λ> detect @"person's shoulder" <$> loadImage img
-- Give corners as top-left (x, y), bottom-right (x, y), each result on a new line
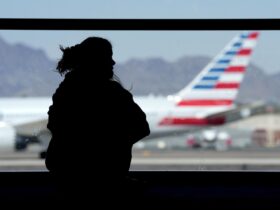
top-left (108, 81), bottom-right (132, 97)
top-left (52, 72), bottom-right (76, 97)
top-left (109, 80), bottom-right (122, 88)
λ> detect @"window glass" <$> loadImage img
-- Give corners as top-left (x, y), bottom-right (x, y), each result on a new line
top-left (0, 30), bottom-right (279, 171)
top-left (0, 0), bottom-right (279, 171)
top-left (0, 0), bottom-right (279, 19)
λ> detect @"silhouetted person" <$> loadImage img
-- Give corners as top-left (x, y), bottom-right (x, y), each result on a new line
top-left (45, 37), bottom-right (150, 206)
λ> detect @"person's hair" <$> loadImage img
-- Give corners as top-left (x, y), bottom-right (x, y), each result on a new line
top-left (56, 37), bottom-right (113, 76)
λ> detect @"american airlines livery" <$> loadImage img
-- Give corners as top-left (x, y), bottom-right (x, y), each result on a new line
top-left (136, 31), bottom-right (260, 139)
top-left (0, 31), bottom-right (261, 155)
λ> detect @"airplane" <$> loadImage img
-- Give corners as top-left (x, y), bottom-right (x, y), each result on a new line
top-left (136, 31), bottom-right (260, 138)
top-left (0, 31), bottom-right (262, 157)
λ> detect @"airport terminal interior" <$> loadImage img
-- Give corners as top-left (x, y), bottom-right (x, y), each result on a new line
top-left (0, 2), bottom-right (280, 208)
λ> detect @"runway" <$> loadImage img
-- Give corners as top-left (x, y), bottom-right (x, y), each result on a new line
top-left (1, 148), bottom-right (280, 171)
top-left (130, 149), bottom-right (280, 171)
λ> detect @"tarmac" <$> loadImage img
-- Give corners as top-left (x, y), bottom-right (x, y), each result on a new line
top-left (1, 146), bottom-right (280, 171)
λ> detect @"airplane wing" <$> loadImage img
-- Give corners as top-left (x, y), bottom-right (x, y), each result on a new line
top-left (14, 118), bottom-right (48, 137)
top-left (13, 101), bottom-right (267, 139)
top-left (143, 101), bottom-right (268, 140)
top-left (205, 101), bottom-right (268, 125)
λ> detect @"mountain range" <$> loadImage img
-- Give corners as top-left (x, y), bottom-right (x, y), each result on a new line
top-left (0, 36), bottom-right (279, 103)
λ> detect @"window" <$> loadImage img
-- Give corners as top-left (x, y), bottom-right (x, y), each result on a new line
top-left (0, 1), bottom-right (279, 171)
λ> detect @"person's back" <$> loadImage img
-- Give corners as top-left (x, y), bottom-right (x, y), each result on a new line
top-left (45, 37), bottom-right (150, 205)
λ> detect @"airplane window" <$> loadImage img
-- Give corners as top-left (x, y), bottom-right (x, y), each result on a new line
top-left (0, 30), bottom-right (279, 172)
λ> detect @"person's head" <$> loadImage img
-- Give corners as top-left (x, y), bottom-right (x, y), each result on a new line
top-left (56, 37), bottom-right (115, 79)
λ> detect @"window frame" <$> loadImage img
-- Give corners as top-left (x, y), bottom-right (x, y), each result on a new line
top-left (0, 18), bottom-right (279, 30)
top-left (1, 18), bottom-right (279, 172)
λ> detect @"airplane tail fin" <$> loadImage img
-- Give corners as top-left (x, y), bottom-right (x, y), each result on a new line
top-left (172, 31), bottom-right (259, 109)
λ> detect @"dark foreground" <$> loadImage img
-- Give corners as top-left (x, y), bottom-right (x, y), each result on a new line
top-left (0, 148), bottom-right (280, 209)
top-left (0, 170), bottom-right (280, 209)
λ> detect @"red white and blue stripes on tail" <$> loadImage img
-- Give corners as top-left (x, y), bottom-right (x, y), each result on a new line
top-left (160, 31), bottom-right (259, 126)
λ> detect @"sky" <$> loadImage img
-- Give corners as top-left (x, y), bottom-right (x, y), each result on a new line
top-left (0, 0), bottom-right (279, 74)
